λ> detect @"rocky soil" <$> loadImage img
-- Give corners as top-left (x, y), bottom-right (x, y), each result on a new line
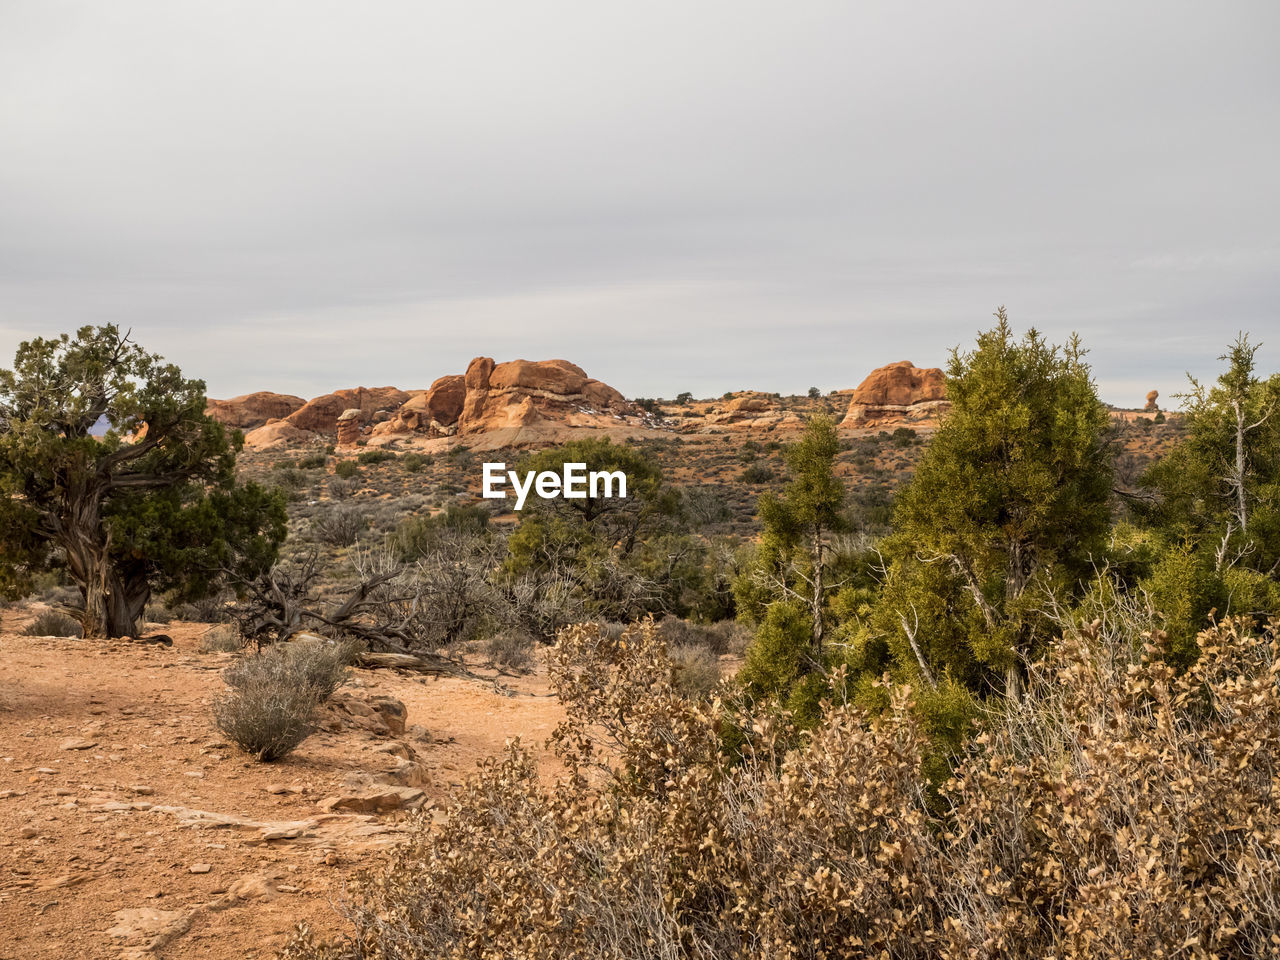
top-left (0, 613), bottom-right (563, 959)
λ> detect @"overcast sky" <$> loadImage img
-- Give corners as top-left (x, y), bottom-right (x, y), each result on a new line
top-left (1, 2), bottom-right (1277, 406)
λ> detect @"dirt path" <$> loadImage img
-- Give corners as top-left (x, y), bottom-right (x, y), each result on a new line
top-left (0, 613), bottom-right (563, 959)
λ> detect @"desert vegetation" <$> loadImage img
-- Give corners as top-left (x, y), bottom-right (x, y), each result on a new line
top-left (2, 315), bottom-right (1277, 958)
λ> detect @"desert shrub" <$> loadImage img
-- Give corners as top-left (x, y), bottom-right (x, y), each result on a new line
top-left (400, 452), bottom-right (432, 473)
top-left (357, 449), bottom-right (396, 465)
top-left (310, 504), bottom-right (367, 547)
top-left (739, 462), bottom-right (773, 483)
top-left (273, 466), bottom-right (307, 489)
top-left (1142, 541), bottom-right (1229, 667)
top-left (21, 610), bottom-right (83, 637)
top-left (327, 477), bottom-right (357, 500)
top-left (890, 426), bottom-right (917, 447)
top-left (333, 460), bottom-right (359, 479)
top-left (656, 615), bottom-right (739, 655)
top-left (200, 623), bottom-right (242, 653)
top-left (668, 642), bottom-right (721, 698)
top-left (485, 630), bottom-right (535, 673)
top-left (392, 504), bottom-right (490, 560)
top-left (287, 616), bottom-right (1280, 960)
top-left (172, 590), bottom-right (233, 623)
top-left (297, 452), bottom-right (327, 469)
top-left (144, 603), bottom-right (173, 624)
top-left (213, 639), bottom-right (354, 761)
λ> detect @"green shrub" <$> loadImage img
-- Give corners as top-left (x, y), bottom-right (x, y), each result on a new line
top-left (739, 463), bottom-right (774, 483)
top-left (357, 449), bottom-right (396, 465)
top-left (401, 452), bottom-right (432, 473)
top-left (333, 460), bottom-right (359, 479)
top-left (297, 452), bottom-right (327, 469)
top-left (1142, 542), bottom-right (1228, 667)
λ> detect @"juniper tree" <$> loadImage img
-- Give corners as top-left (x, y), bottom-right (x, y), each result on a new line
top-left (736, 416), bottom-right (847, 716)
top-left (0, 325), bottom-right (286, 637)
top-left (891, 310), bottom-right (1113, 698)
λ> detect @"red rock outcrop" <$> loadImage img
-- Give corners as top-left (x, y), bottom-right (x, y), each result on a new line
top-left (1144, 390), bottom-right (1159, 412)
top-left (373, 358), bottom-right (632, 441)
top-left (371, 375), bottom-right (465, 438)
top-left (457, 358), bottom-right (628, 434)
top-left (841, 361), bottom-right (948, 426)
top-left (707, 393), bottom-right (778, 426)
top-left (243, 419), bottom-right (319, 450)
top-left (285, 387), bottom-right (411, 436)
top-left (205, 392), bottom-right (306, 431)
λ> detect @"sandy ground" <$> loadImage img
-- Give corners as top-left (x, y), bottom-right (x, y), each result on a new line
top-left (0, 611), bottom-right (564, 959)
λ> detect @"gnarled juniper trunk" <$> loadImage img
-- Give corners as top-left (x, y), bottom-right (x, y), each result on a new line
top-left (54, 491), bottom-right (149, 638)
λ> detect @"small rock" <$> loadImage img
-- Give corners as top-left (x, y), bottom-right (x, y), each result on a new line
top-left (317, 786), bottom-right (423, 814)
top-left (53, 787), bottom-right (74, 796)
top-left (373, 740), bottom-right (416, 760)
top-left (19, 826), bottom-right (38, 839)
top-left (60, 737), bottom-right (97, 751)
top-left (189, 863), bottom-right (212, 874)
top-left (264, 783), bottom-right (289, 795)
top-left (378, 760), bottom-right (430, 789)
top-left (129, 785), bottom-right (154, 796)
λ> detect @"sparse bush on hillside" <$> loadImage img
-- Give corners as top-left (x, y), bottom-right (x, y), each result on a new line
top-left (356, 448), bottom-right (396, 465)
top-left (213, 638), bottom-right (354, 761)
top-left (310, 504), bottom-right (368, 547)
top-left (286, 616), bottom-right (1280, 960)
top-left (333, 459), bottom-right (360, 479)
top-left (21, 610), bottom-right (83, 637)
top-left (400, 452), bottom-right (432, 473)
top-left (327, 477), bottom-right (357, 499)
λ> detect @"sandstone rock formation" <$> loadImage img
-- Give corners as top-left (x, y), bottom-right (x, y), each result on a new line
top-left (1144, 389), bottom-right (1159, 412)
top-left (841, 361), bottom-right (948, 427)
top-left (242, 419), bottom-right (319, 450)
top-left (204, 392), bottom-right (306, 431)
top-left (707, 393), bottom-right (774, 425)
top-left (371, 374), bottom-right (466, 438)
top-left (457, 357), bottom-right (629, 434)
top-left (372, 358), bottom-right (632, 443)
top-left (286, 386), bottom-right (411, 435)
top-left (335, 409), bottom-right (363, 447)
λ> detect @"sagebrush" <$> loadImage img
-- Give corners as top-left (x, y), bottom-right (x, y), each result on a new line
top-left (284, 616), bottom-right (1280, 959)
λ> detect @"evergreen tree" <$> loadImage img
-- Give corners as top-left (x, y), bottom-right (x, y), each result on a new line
top-left (737, 416), bottom-right (847, 717)
top-left (891, 309), bottom-right (1113, 697)
top-left (0, 326), bottom-right (287, 637)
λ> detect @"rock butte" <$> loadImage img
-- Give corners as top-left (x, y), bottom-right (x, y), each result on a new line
top-left (215, 358), bottom-right (957, 451)
top-left (840, 361), bottom-right (949, 427)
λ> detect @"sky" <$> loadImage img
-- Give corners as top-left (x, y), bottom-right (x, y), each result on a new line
top-left (1, 1), bottom-right (1277, 407)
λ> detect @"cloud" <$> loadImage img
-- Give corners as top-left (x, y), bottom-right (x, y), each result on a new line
top-left (1, 0), bottom-right (1277, 405)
